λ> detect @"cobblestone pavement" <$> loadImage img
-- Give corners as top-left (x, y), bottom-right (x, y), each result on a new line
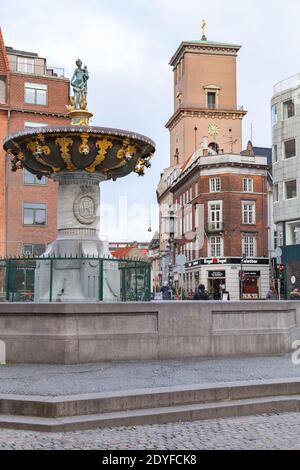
top-left (0, 413), bottom-right (299, 450)
top-left (0, 355), bottom-right (300, 396)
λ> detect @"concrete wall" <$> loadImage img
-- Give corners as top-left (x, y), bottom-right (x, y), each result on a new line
top-left (0, 301), bottom-right (299, 364)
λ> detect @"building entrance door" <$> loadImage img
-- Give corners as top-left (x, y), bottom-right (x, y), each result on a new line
top-left (208, 271), bottom-right (226, 300)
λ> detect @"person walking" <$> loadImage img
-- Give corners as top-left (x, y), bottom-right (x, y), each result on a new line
top-left (193, 284), bottom-right (209, 300)
top-left (266, 285), bottom-right (279, 300)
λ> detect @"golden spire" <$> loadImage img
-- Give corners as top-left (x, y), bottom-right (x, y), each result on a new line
top-left (201, 18), bottom-right (207, 41)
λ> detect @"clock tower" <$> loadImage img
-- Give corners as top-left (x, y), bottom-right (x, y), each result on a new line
top-left (166, 34), bottom-right (247, 165)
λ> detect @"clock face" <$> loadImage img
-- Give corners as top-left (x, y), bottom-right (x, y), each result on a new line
top-left (208, 123), bottom-right (220, 137)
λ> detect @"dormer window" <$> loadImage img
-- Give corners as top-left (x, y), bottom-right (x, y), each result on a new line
top-left (17, 56), bottom-right (34, 74)
top-left (203, 85), bottom-right (220, 109)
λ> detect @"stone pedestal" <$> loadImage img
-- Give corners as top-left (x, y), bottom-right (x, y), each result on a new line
top-left (34, 172), bottom-right (120, 302)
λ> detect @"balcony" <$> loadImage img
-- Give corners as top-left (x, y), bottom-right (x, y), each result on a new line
top-left (273, 73), bottom-right (300, 95)
top-left (176, 102), bottom-right (245, 112)
top-left (8, 58), bottom-right (65, 78)
top-left (206, 222), bottom-right (224, 233)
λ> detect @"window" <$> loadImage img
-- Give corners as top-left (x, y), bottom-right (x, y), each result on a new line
top-left (243, 202), bottom-right (256, 224)
top-left (209, 236), bottom-right (223, 257)
top-left (243, 178), bottom-right (254, 193)
top-left (24, 169), bottom-right (46, 185)
top-left (274, 183), bottom-right (279, 202)
top-left (17, 57), bottom-right (34, 74)
top-left (242, 235), bottom-right (257, 257)
top-left (207, 92), bottom-right (216, 109)
top-left (190, 187), bottom-right (193, 201)
top-left (208, 201), bottom-right (222, 230)
top-left (210, 178), bottom-right (221, 192)
top-left (273, 144), bottom-right (278, 163)
top-left (23, 203), bottom-right (46, 226)
top-left (284, 179), bottom-right (297, 200)
top-left (24, 121), bottom-right (48, 129)
top-left (0, 77), bottom-right (6, 104)
top-left (25, 82), bottom-right (47, 105)
top-left (284, 139), bottom-right (296, 159)
top-left (283, 99), bottom-right (295, 119)
top-left (271, 104), bottom-right (278, 126)
top-left (23, 244), bottom-right (46, 256)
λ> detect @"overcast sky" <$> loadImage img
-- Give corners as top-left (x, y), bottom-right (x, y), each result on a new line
top-left (1, 0), bottom-right (299, 241)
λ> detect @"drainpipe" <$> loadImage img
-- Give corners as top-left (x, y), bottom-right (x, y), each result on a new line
top-left (262, 175), bottom-right (267, 257)
top-left (4, 108), bottom-right (11, 258)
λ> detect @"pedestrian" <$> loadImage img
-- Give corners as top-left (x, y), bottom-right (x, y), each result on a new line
top-left (266, 285), bottom-right (278, 300)
top-left (160, 282), bottom-right (172, 301)
top-left (193, 284), bottom-right (209, 300)
top-left (289, 288), bottom-right (300, 300)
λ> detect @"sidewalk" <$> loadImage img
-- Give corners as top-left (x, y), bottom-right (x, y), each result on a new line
top-left (0, 355), bottom-right (299, 397)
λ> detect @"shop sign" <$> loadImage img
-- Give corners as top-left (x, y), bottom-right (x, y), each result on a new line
top-left (208, 271), bottom-right (226, 278)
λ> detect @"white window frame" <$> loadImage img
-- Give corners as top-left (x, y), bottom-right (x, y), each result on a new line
top-left (243, 178), bottom-right (254, 193)
top-left (24, 82), bottom-right (48, 106)
top-left (208, 200), bottom-right (223, 230)
top-left (210, 178), bottom-right (221, 193)
top-left (209, 236), bottom-right (224, 258)
top-left (17, 57), bottom-right (34, 74)
top-left (242, 201), bottom-right (256, 225)
top-left (242, 235), bottom-right (257, 258)
top-left (24, 121), bottom-right (48, 129)
top-left (23, 202), bottom-right (47, 226)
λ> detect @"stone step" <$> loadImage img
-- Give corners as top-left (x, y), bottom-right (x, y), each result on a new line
top-left (0, 395), bottom-right (299, 432)
top-left (1, 378), bottom-right (300, 418)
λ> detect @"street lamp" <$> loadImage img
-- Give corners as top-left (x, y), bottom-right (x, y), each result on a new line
top-left (240, 253), bottom-right (246, 300)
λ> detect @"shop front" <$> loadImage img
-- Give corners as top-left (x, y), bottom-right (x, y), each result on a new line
top-left (207, 270), bottom-right (226, 300)
top-left (240, 270), bottom-right (261, 300)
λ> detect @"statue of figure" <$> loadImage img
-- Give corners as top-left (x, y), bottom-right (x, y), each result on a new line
top-left (71, 59), bottom-right (89, 110)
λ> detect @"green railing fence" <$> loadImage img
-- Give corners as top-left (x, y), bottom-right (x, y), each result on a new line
top-left (0, 256), bottom-right (151, 302)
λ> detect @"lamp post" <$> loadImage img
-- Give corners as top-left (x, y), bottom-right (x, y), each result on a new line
top-left (240, 253), bottom-right (246, 300)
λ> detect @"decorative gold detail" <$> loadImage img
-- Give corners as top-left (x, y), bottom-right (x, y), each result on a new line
top-left (79, 133), bottom-right (90, 156)
top-left (201, 18), bottom-right (207, 40)
top-left (27, 139), bottom-right (60, 173)
top-left (208, 123), bottom-right (220, 136)
top-left (66, 96), bottom-right (75, 113)
top-left (85, 138), bottom-right (113, 173)
top-left (117, 138), bottom-right (137, 160)
top-left (55, 137), bottom-right (76, 171)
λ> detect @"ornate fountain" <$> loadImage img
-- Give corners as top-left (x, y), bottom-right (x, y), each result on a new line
top-left (3, 60), bottom-right (155, 302)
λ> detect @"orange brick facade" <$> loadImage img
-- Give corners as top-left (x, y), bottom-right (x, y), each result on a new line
top-left (0, 29), bottom-right (70, 257)
top-left (173, 172), bottom-right (268, 260)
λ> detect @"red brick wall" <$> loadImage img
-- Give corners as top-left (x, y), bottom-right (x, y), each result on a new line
top-left (9, 74), bottom-right (69, 114)
top-left (0, 77), bottom-right (69, 256)
top-left (174, 172), bottom-right (268, 259)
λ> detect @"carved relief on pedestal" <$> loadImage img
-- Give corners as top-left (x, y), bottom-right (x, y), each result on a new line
top-left (73, 188), bottom-right (97, 225)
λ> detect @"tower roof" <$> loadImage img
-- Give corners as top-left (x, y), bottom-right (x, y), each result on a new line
top-left (0, 27), bottom-right (9, 74)
top-left (170, 40), bottom-right (241, 67)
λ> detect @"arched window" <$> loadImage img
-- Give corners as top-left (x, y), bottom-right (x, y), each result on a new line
top-left (208, 142), bottom-right (219, 154)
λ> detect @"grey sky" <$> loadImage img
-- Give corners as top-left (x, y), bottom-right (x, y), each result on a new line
top-left (1, 0), bottom-right (298, 241)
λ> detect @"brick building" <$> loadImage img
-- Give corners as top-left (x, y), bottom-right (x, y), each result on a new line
top-left (157, 31), bottom-right (270, 300)
top-left (0, 28), bottom-right (70, 257)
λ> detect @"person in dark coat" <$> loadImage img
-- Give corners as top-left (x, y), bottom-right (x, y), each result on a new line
top-left (193, 284), bottom-right (209, 300)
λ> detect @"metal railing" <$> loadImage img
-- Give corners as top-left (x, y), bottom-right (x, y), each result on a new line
top-left (273, 73), bottom-right (300, 95)
top-left (206, 222), bottom-right (224, 233)
top-left (8, 59), bottom-right (65, 78)
top-left (176, 103), bottom-right (244, 112)
top-left (0, 256), bottom-right (151, 303)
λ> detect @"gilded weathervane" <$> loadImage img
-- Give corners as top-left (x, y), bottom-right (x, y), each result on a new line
top-left (201, 18), bottom-right (207, 41)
